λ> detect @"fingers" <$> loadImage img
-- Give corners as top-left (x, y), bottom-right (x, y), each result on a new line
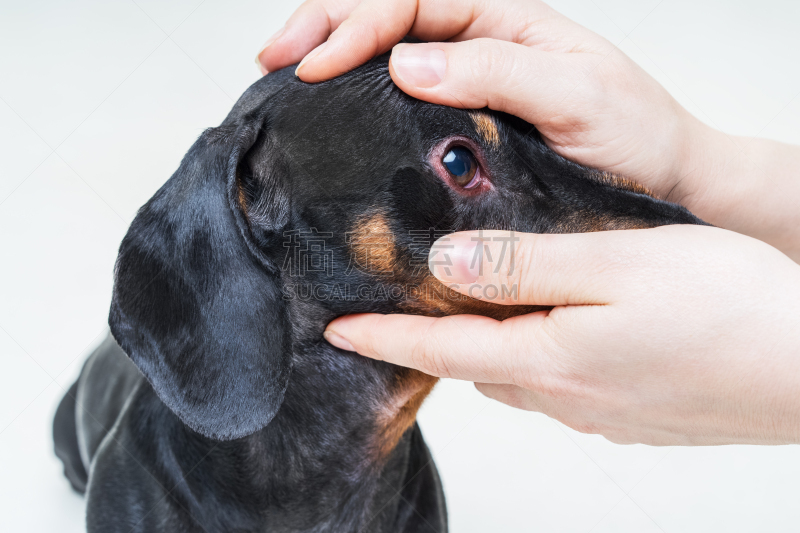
top-left (258, 0), bottom-right (418, 79)
top-left (427, 228), bottom-right (682, 307)
top-left (257, 0), bottom-right (597, 81)
top-left (324, 312), bottom-right (548, 383)
top-left (293, 0), bottom-right (419, 81)
top-left (388, 39), bottom-right (602, 126)
top-left (256, 0), bottom-right (361, 75)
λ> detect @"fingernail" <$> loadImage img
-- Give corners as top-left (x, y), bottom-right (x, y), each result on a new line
top-left (255, 55), bottom-right (269, 76)
top-left (295, 41), bottom-right (328, 76)
top-left (391, 44), bottom-right (447, 88)
top-left (429, 234), bottom-right (480, 283)
top-left (254, 26), bottom-right (285, 75)
top-left (257, 26), bottom-right (285, 55)
top-left (323, 329), bottom-right (355, 352)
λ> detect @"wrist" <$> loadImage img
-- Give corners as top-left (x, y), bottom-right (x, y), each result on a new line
top-left (667, 115), bottom-right (732, 217)
top-left (672, 124), bottom-right (800, 260)
top-left (665, 116), bottom-right (753, 235)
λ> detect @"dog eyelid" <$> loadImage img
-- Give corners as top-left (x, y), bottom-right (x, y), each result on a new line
top-left (429, 137), bottom-right (491, 195)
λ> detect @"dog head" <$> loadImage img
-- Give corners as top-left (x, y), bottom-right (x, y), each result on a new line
top-left (109, 55), bottom-right (703, 441)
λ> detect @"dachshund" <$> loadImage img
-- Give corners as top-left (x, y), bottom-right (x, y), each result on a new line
top-left (52, 54), bottom-right (704, 533)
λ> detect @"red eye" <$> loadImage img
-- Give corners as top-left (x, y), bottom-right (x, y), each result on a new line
top-left (430, 137), bottom-right (491, 194)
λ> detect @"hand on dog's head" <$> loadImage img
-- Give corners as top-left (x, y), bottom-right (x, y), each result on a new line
top-left (109, 55), bottom-right (703, 441)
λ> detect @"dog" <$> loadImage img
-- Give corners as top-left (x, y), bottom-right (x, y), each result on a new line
top-left (52, 54), bottom-right (704, 532)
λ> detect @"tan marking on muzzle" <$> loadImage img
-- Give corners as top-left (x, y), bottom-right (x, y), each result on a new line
top-left (560, 210), bottom-right (663, 233)
top-left (593, 171), bottom-right (654, 197)
top-left (401, 274), bottom-right (543, 319)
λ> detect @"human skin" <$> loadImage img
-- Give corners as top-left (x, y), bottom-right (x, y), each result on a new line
top-left (323, 227), bottom-right (800, 445)
top-left (257, 0), bottom-right (800, 445)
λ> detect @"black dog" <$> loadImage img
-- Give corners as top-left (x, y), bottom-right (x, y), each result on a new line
top-left (53, 54), bottom-right (703, 532)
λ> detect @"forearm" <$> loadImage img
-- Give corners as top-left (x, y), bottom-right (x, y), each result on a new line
top-left (678, 120), bottom-right (800, 262)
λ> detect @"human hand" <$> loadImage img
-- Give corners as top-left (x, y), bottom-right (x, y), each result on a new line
top-left (323, 226), bottom-right (800, 445)
top-left (256, 0), bottom-right (714, 204)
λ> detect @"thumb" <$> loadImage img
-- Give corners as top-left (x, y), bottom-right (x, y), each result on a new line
top-left (388, 39), bottom-right (596, 125)
top-left (428, 229), bottom-right (664, 306)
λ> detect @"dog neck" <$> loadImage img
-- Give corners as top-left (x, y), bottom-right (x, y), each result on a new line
top-left (168, 319), bottom-right (438, 530)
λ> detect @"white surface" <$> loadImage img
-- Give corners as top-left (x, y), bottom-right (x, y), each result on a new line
top-left (1, 1), bottom-right (799, 532)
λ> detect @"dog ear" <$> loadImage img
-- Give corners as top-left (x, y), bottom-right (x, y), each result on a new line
top-left (109, 112), bottom-right (291, 441)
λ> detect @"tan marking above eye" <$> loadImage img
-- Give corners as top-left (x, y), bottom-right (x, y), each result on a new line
top-left (470, 112), bottom-right (501, 147)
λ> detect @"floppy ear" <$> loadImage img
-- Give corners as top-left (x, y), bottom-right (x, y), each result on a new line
top-left (109, 112), bottom-right (291, 441)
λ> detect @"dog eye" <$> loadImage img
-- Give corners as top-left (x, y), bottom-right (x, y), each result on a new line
top-left (442, 146), bottom-right (479, 188)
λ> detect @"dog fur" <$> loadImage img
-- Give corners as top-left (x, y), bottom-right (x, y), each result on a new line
top-left (53, 54), bottom-right (704, 532)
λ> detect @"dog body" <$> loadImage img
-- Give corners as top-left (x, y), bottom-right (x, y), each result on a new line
top-left (54, 334), bottom-right (444, 533)
top-left (53, 56), bottom-right (703, 532)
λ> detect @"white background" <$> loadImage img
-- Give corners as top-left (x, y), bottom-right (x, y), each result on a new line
top-left (2, 0), bottom-right (800, 531)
